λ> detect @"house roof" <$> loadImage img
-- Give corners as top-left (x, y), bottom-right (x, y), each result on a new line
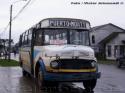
top-left (92, 23), bottom-right (125, 32)
top-left (98, 32), bottom-right (118, 45)
top-left (98, 32), bottom-right (125, 45)
top-left (91, 23), bottom-right (125, 45)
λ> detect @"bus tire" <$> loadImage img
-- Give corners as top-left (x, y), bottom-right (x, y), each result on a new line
top-left (47, 81), bottom-right (59, 90)
top-left (37, 68), bottom-right (45, 89)
top-left (83, 79), bottom-right (97, 92)
top-left (117, 61), bottom-right (122, 68)
top-left (22, 69), bottom-right (27, 76)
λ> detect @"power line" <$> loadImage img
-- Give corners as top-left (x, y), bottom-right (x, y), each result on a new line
top-left (0, 23), bottom-right (9, 37)
top-left (13, 0), bottom-right (32, 20)
top-left (0, 0), bottom-right (32, 38)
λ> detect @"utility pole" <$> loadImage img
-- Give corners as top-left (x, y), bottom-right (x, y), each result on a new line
top-left (8, 0), bottom-right (27, 61)
top-left (8, 5), bottom-right (12, 61)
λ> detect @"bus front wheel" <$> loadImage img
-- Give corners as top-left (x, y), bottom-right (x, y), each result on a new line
top-left (83, 79), bottom-right (97, 92)
top-left (117, 60), bottom-right (122, 68)
top-left (37, 68), bottom-right (45, 89)
top-left (22, 69), bottom-right (27, 76)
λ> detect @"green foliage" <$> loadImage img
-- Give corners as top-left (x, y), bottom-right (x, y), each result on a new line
top-left (0, 59), bottom-right (19, 67)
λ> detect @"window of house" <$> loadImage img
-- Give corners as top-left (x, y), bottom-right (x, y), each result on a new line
top-left (107, 45), bottom-right (112, 57)
top-left (92, 35), bottom-right (95, 44)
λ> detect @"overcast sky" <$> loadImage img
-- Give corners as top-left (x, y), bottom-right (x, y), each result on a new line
top-left (0, 0), bottom-right (125, 43)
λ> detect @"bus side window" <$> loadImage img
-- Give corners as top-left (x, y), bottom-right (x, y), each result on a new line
top-left (23, 35), bottom-right (27, 46)
top-left (22, 34), bottom-right (25, 46)
top-left (45, 35), bottom-right (50, 44)
top-left (25, 35), bottom-right (28, 45)
top-left (19, 35), bottom-right (22, 47)
top-left (34, 30), bottom-right (43, 46)
top-left (27, 34), bottom-right (32, 46)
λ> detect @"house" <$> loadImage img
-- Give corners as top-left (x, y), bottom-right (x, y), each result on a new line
top-left (0, 39), bottom-right (13, 57)
top-left (90, 23), bottom-right (125, 60)
top-left (0, 39), bottom-right (8, 56)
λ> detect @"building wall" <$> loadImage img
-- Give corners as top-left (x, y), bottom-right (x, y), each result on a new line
top-left (106, 33), bottom-right (125, 60)
top-left (90, 24), bottom-right (123, 47)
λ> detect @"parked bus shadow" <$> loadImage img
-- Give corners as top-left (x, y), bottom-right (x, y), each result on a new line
top-left (32, 82), bottom-right (92, 93)
top-left (19, 76), bottom-right (93, 93)
top-left (32, 85), bottom-right (85, 93)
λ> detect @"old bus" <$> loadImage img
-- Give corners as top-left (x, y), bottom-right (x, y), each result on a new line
top-left (19, 18), bottom-right (101, 92)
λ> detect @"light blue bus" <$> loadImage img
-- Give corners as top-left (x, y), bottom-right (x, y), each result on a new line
top-left (19, 18), bottom-right (101, 92)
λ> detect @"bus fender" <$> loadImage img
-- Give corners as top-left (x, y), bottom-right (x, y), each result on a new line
top-left (35, 59), bottom-right (46, 78)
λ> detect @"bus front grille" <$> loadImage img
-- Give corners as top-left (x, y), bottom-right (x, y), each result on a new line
top-left (57, 59), bottom-right (94, 69)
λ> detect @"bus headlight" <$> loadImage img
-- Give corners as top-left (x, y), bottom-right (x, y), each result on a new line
top-left (50, 61), bottom-right (59, 68)
top-left (91, 61), bottom-right (97, 68)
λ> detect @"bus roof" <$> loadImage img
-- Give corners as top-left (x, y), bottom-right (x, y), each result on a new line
top-left (34, 18), bottom-right (91, 29)
top-left (22, 18), bottom-right (91, 35)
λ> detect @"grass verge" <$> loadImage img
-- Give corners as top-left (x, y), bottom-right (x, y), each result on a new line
top-left (0, 59), bottom-right (19, 67)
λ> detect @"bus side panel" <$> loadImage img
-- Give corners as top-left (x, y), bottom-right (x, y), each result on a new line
top-left (20, 47), bottom-right (31, 74)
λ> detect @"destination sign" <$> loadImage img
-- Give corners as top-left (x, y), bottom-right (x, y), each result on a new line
top-left (41, 19), bottom-right (90, 29)
top-left (49, 20), bottom-right (90, 29)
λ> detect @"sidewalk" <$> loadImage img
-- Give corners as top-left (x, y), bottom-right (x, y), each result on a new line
top-left (0, 53), bottom-right (19, 61)
top-left (11, 53), bottom-right (19, 61)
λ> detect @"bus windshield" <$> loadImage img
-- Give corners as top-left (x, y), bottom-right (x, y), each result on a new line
top-left (35, 29), bottom-right (89, 46)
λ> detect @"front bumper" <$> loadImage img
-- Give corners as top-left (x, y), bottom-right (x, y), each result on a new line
top-left (43, 72), bottom-right (101, 82)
